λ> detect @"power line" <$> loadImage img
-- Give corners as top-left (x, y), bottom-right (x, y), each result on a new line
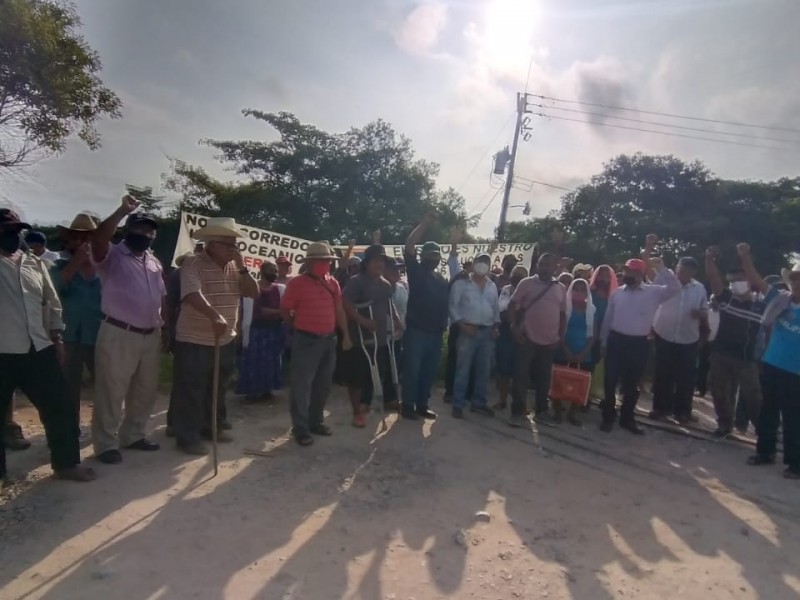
top-left (457, 111), bottom-right (516, 201)
top-left (513, 175), bottom-right (574, 192)
top-left (533, 112), bottom-right (800, 152)
top-left (529, 103), bottom-right (800, 146)
top-left (530, 93), bottom-right (800, 134)
top-left (475, 186), bottom-right (503, 218)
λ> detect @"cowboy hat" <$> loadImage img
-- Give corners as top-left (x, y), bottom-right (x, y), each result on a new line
top-left (56, 213), bottom-right (99, 234)
top-left (302, 241), bottom-right (337, 262)
top-left (193, 217), bottom-right (245, 240)
top-left (781, 264), bottom-right (800, 285)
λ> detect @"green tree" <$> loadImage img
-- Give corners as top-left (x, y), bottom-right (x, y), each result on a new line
top-left (165, 111), bottom-right (470, 243)
top-left (124, 184), bottom-right (166, 215)
top-left (0, 0), bottom-right (121, 168)
top-left (544, 153), bottom-right (799, 273)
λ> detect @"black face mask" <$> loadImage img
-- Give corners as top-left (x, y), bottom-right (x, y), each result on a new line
top-left (263, 272), bottom-right (277, 283)
top-left (125, 232), bottom-right (153, 253)
top-left (622, 275), bottom-right (638, 287)
top-left (0, 230), bottom-right (22, 254)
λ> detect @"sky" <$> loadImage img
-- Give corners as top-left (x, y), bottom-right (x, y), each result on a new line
top-left (3, 0), bottom-right (799, 238)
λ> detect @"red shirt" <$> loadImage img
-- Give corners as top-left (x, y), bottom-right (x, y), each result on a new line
top-left (281, 274), bottom-right (341, 335)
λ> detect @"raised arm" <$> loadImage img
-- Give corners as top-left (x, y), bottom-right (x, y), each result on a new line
top-left (641, 233), bottom-right (658, 282)
top-left (704, 246), bottom-right (725, 297)
top-left (447, 228), bottom-right (463, 278)
top-left (650, 256), bottom-right (682, 302)
top-left (736, 242), bottom-right (769, 294)
top-left (405, 213), bottom-right (435, 257)
top-left (92, 195), bottom-right (139, 263)
top-left (340, 239), bottom-right (356, 269)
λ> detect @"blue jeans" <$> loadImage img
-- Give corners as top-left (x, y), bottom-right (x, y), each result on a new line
top-left (402, 327), bottom-right (443, 411)
top-left (454, 327), bottom-right (494, 409)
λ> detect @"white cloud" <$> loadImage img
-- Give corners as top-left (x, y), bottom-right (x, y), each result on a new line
top-left (394, 2), bottom-right (447, 56)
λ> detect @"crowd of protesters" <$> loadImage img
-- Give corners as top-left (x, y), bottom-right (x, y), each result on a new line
top-left (1, 201), bottom-right (799, 485)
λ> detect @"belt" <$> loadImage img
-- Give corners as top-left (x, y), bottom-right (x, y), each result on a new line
top-left (295, 329), bottom-right (336, 339)
top-left (103, 316), bottom-right (157, 335)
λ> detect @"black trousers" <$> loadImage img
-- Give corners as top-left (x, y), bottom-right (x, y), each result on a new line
top-left (602, 331), bottom-right (649, 423)
top-left (171, 341), bottom-right (236, 445)
top-left (512, 341), bottom-right (557, 416)
top-left (757, 363), bottom-right (800, 469)
top-left (0, 346), bottom-right (81, 477)
top-left (445, 324), bottom-right (475, 398)
top-left (652, 335), bottom-right (699, 419)
top-left (63, 342), bottom-right (95, 429)
top-left (695, 341), bottom-right (711, 396)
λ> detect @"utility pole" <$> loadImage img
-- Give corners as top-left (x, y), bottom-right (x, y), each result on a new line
top-left (497, 93), bottom-right (526, 242)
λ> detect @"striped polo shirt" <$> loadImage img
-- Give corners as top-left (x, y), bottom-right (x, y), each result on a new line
top-left (281, 274), bottom-right (341, 336)
top-left (176, 253), bottom-right (241, 346)
top-left (712, 289), bottom-right (765, 361)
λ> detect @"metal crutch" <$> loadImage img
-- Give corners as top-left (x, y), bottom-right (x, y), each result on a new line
top-left (386, 298), bottom-right (399, 388)
top-left (355, 301), bottom-right (384, 422)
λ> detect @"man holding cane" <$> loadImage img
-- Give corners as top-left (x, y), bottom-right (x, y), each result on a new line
top-left (172, 218), bottom-right (259, 456)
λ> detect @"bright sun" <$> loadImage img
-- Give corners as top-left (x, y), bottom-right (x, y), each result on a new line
top-left (480, 0), bottom-right (541, 69)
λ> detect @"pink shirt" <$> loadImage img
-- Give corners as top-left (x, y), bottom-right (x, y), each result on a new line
top-left (510, 276), bottom-right (566, 345)
top-left (94, 242), bottom-right (166, 328)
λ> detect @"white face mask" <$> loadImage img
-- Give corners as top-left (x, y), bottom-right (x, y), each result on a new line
top-left (473, 263), bottom-right (490, 276)
top-left (730, 281), bottom-right (750, 296)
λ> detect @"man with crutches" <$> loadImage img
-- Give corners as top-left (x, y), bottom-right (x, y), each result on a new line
top-left (171, 218), bottom-right (259, 458)
top-left (341, 245), bottom-right (400, 428)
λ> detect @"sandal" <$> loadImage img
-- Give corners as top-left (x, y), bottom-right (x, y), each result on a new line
top-left (294, 433), bottom-right (314, 447)
top-left (783, 467), bottom-right (800, 480)
top-left (747, 454), bottom-right (776, 466)
top-left (54, 466), bottom-right (97, 482)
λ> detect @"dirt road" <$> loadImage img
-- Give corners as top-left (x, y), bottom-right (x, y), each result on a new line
top-left (1, 389), bottom-right (799, 600)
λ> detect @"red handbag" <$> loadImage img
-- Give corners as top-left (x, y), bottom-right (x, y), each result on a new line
top-left (549, 363), bottom-right (592, 406)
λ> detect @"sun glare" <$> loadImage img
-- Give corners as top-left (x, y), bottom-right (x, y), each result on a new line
top-left (479, 0), bottom-right (541, 69)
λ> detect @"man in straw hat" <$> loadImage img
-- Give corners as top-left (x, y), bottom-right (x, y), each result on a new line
top-left (0, 208), bottom-right (96, 482)
top-left (50, 213), bottom-right (103, 430)
top-left (739, 243), bottom-right (800, 480)
top-left (171, 217), bottom-right (258, 455)
top-left (280, 241), bottom-right (352, 447)
top-left (90, 195), bottom-right (166, 465)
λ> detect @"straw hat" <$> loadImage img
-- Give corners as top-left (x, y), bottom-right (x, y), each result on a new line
top-left (302, 241), bottom-right (337, 262)
top-left (57, 213), bottom-right (98, 234)
top-left (193, 217), bottom-right (245, 240)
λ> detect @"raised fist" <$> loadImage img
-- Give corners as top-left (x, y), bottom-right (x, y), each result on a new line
top-left (121, 195), bottom-right (141, 213)
top-left (736, 243), bottom-right (751, 257)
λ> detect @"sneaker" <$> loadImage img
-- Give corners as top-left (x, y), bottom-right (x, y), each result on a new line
top-left (352, 413), bottom-right (367, 428)
top-left (96, 449), bottom-right (123, 464)
top-left (712, 428), bottom-right (733, 439)
top-left (310, 424), bottom-right (333, 436)
top-left (599, 420), bottom-right (614, 433)
top-left (451, 407), bottom-right (464, 419)
top-left (470, 405), bottom-right (495, 418)
top-left (201, 430), bottom-right (234, 443)
top-left (533, 412), bottom-right (558, 428)
top-left (400, 407), bottom-right (419, 420)
top-left (416, 408), bottom-right (438, 420)
top-left (508, 414), bottom-right (530, 428)
top-left (178, 442), bottom-right (209, 456)
top-left (620, 420), bottom-right (645, 435)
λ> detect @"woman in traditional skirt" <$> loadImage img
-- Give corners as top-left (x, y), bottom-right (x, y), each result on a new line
top-left (236, 261), bottom-right (285, 402)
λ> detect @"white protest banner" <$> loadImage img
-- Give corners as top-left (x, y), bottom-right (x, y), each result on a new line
top-left (173, 211), bottom-right (537, 280)
top-left (347, 243), bottom-right (537, 280)
top-left (172, 211), bottom-right (313, 273)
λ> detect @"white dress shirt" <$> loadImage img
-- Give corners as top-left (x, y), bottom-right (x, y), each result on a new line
top-left (600, 268), bottom-right (681, 344)
top-left (653, 279), bottom-right (708, 344)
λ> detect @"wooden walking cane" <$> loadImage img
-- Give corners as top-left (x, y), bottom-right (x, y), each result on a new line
top-left (211, 335), bottom-right (221, 477)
